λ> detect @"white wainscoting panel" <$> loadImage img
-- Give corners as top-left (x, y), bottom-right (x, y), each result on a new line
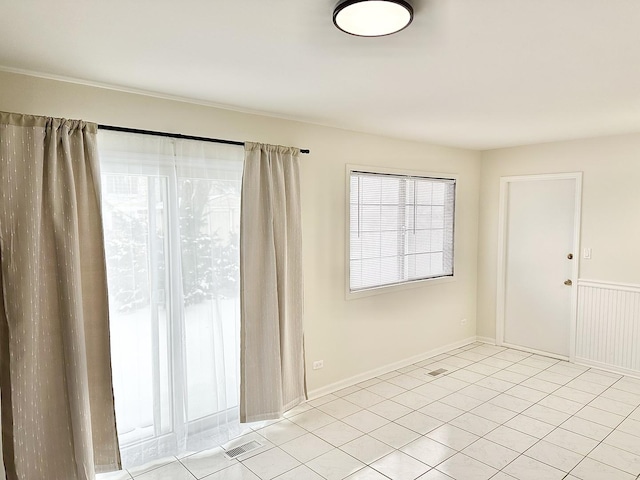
top-left (576, 280), bottom-right (640, 376)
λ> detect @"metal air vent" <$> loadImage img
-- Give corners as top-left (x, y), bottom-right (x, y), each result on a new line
top-left (224, 440), bottom-right (263, 459)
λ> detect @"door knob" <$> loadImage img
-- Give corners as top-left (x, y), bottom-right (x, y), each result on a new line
top-left (567, 253), bottom-right (573, 259)
top-left (564, 279), bottom-right (573, 286)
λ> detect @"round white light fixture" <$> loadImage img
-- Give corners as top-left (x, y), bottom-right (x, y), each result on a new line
top-left (333, 0), bottom-right (414, 37)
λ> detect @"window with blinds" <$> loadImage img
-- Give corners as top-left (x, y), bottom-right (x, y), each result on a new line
top-left (349, 170), bottom-right (456, 292)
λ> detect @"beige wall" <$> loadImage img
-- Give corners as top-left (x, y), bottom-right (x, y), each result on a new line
top-left (0, 71), bottom-right (481, 394)
top-left (477, 134), bottom-right (640, 339)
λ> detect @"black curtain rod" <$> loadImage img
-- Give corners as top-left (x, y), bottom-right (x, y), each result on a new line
top-left (97, 124), bottom-right (310, 154)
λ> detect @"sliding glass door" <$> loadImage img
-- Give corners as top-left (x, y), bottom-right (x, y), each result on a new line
top-left (99, 132), bottom-right (243, 467)
top-left (102, 171), bottom-right (173, 449)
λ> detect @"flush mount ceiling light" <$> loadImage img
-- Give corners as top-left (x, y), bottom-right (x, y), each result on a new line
top-left (333, 0), bottom-right (414, 37)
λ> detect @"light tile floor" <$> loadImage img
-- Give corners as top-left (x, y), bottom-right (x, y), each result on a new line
top-left (98, 342), bottom-right (640, 480)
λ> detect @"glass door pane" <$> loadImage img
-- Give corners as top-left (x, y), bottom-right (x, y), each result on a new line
top-left (179, 176), bottom-right (241, 422)
top-left (102, 173), bottom-right (172, 445)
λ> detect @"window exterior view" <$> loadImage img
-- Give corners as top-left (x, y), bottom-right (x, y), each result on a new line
top-left (99, 135), bottom-right (244, 465)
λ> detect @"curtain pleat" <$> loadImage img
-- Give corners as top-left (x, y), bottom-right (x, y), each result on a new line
top-left (0, 112), bottom-right (120, 479)
top-left (239, 142), bottom-right (306, 423)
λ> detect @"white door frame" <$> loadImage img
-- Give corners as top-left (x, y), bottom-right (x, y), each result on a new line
top-left (496, 173), bottom-right (583, 361)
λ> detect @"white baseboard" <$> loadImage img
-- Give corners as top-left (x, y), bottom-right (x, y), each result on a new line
top-left (307, 336), bottom-right (478, 400)
top-left (476, 336), bottom-right (496, 345)
top-left (574, 357), bottom-right (640, 380)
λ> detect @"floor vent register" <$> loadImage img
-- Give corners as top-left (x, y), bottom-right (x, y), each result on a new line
top-left (224, 440), bottom-right (263, 459)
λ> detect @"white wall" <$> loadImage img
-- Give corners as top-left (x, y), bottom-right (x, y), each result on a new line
top-left (478, 133), bottom-right (640, 340)
top-left (0, 70), bottom-right (481, 395)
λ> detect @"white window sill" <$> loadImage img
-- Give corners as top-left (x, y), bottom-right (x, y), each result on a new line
top-left (346, 275), bottom-right (456, 300)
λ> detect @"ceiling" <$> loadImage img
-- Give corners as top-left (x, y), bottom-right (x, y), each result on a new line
top-left (1, 0), bottom-right (640, 150)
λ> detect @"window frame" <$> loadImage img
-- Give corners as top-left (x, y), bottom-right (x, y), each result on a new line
top-left (345, 164), bottom-right (458, 300)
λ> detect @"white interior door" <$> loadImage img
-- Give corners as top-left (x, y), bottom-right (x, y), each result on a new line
top-left (499, 175), bottom-right (581, 358)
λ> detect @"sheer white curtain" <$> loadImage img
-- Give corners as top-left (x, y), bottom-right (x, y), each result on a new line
top-left (98, 130), bottom-right (243, 468)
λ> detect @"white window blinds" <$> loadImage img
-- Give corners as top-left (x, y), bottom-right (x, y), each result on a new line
top-left (349, 171), bottom-right (455, 292)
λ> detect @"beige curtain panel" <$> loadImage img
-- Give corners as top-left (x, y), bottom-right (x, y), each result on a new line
top-left (240, 142), bottom-right (306, 423)
top-left (0, 112), bottom-right (120, 479)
